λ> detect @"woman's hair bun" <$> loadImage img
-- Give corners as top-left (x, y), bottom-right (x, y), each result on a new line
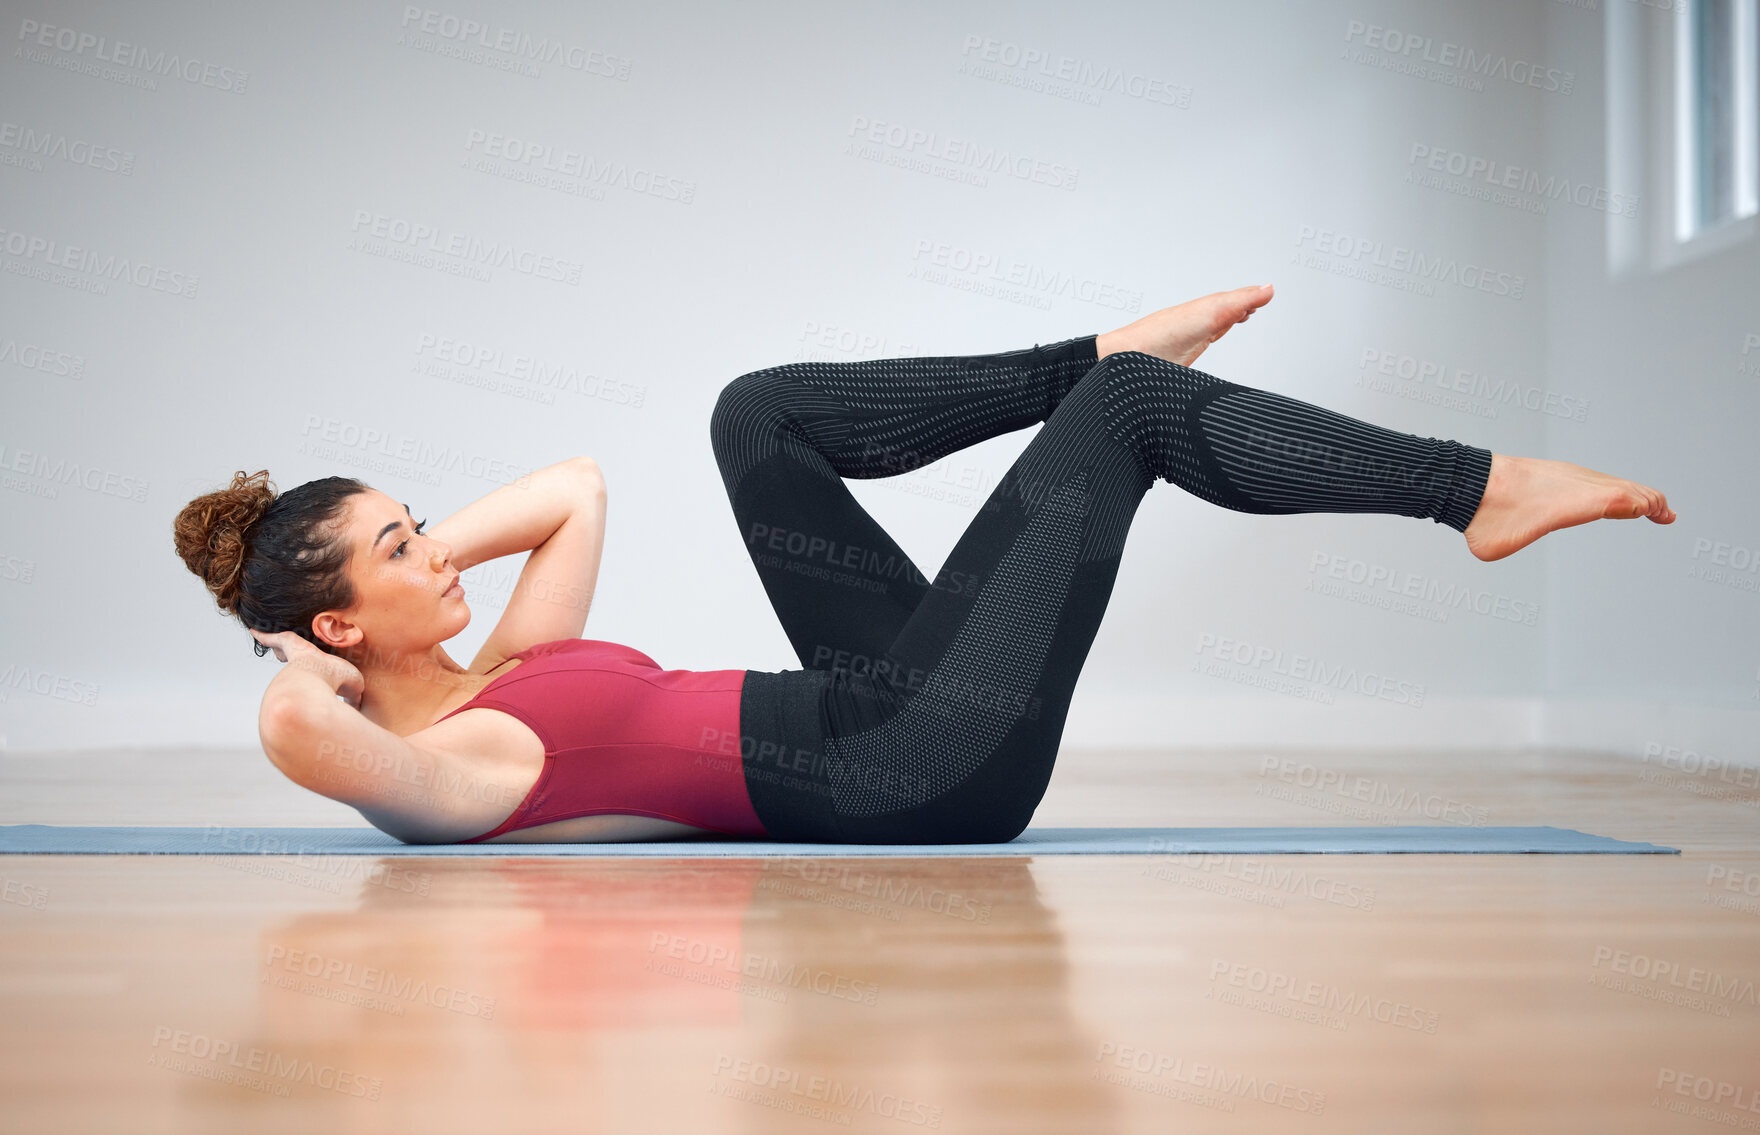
top-left (172, 469), bottom-right (277, 615)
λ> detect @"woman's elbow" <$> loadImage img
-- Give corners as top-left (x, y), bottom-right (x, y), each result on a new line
top-left (568, 456), bottom-right (607, 496)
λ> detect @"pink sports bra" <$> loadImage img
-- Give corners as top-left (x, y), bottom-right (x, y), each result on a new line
top-left (434, 638), bottom-right (766, 842)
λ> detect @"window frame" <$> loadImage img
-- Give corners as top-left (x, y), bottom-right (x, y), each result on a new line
top-left (1609, 0), bottom-right (1758, 275)
top-left (1675, 0), bottom-right (1759, 239)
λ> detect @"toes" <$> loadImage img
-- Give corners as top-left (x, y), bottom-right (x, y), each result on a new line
top-left (1639, 488), bottom-right (1671, 520)
top-left (1621, 483), bottom-right (1670, 520)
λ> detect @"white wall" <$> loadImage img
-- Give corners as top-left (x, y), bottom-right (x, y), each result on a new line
top-left (1, 0), bottom-right (1747, 758)
top-left (1538, 0), bottom-right (1760, 759)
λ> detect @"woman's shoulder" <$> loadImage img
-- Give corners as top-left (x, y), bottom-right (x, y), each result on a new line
top-left (463, 637), bottom-right (574, 679)
top-left (501, 637), bottom-right (595, 660)
top-left (514, 638), bottom-right (656, 665)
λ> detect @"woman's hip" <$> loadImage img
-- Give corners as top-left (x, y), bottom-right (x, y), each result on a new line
top-left (737, 665), bottom-right (1063, 845)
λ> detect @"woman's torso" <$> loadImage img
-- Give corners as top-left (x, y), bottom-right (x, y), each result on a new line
top-left (362, 639), bottom-right (757, 844)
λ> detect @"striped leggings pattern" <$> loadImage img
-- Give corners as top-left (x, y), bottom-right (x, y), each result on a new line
top-left (712, 334), bottom-right (1492, 843)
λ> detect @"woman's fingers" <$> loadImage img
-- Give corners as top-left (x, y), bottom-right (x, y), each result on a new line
top-left (249, 628), bottom-right (291, 662)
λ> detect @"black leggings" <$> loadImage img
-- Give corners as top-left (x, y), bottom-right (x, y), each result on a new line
top-left (712, 334), bottom-right (1493, 844)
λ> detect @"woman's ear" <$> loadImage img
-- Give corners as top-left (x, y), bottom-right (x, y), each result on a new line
top-left (309, 611), bottom-right (362, 652)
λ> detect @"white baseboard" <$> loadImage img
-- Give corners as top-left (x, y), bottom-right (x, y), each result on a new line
top-left (0, 690), bottom-right (262, 755)
top-left (2, 691), bottom-right (1753, 762)
top-left (1062, 694), bottom-right (1759, 759)
top-left (1058, 693), bottom-right (1547, 750)
top-left (1537, 699), bottom-right (1760, 764)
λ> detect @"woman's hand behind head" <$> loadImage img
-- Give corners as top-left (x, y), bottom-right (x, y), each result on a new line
top-left (250, 629), bottom-right (366, 709)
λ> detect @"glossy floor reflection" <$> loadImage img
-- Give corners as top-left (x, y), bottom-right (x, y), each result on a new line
top-left (2, 745), bottom-right (1756, 1133)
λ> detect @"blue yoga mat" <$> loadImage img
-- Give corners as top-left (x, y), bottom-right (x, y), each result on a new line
top-left (0, 824), bottom-right (1678, 856)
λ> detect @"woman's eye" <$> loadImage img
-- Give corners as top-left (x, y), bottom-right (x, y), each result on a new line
top-left (392, 520), bottom-right (428, 558)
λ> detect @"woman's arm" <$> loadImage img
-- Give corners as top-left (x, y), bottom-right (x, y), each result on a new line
top-left (256, 629), bottom-right (366, 712)
top-left (426, 457), bottom-right (602, 573)
top-left (430, 457), bottom-right (609, 663)
top-left (253, 631), bottom-right (484, 843)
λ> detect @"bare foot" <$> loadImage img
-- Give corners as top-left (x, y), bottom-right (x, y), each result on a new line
top-left (1463, 454), bottom-right (1677, 562)
top-left (1096, 283), bottom-right (1275, 367)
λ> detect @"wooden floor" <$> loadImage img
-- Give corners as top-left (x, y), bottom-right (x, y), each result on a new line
top-left (2, 744), bottom-right (1756, 1134)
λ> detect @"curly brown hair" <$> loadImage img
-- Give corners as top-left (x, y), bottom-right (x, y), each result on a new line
top-left (172, 469), bottom-right (370, 657)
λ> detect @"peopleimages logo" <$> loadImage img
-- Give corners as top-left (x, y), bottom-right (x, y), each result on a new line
top-left (16, 18), bottom-right (250, 92)
top-left (1193, 632), bottom-right (1426, 708)
top-left (1344, 20), bottom-right (1575, 94)
top-left (1641, 740), bottom-right (1759, 784)
top-left (647, 931), bottom-right (879, 1005)
top-left (1093, 1042), bottom-right (1327, 1114)
top-left (347, 210), bottom-right (585, 285)
top-left (1589, 945), bottom-right (1754, 1017)
top-left (397, 6), bottom-right (632, 78)
top-left (847, 114), bottom-right (1080, 191)
top-left (1655, 1068), bottom-right (1760, 1114)
top-left (1256, 758), bottom-right (1490, 827)
top-left (1358, 346), bottom-right (1590, 424)
top-left (0, 225), bottom-right (199, 298)
top-left (1306, 548), bottom-right (1542, 627)
top-left (0, 442), bottom-right (149, 503)
top-left (957, 34), bottom-right (1193, 107)
top-left (1207, 958), bottom-right (1442, 1034)
top-left (0, 335), bottom-right (85, 380)
top-left (1294, 225), bottom-right (1526, 300)
top-left (0, 123), bottom-right (136, 175)
top-left (1408, 143), bottom-right (1638, 217)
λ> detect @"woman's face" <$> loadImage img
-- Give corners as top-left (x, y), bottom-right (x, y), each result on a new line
top-left (315, 488), bottom-right (469, 661)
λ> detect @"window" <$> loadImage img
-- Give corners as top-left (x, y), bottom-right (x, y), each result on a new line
top-left (1675, 0), bottom-right (1759, 239)
top-left (1607, 0), bottom-right (1758, 274)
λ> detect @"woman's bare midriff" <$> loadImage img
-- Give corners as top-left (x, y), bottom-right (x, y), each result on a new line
top-left (363, 657), bottom-right (718, 845)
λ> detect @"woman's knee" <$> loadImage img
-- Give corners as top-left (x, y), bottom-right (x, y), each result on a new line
top-left (875, 810), bottom-right (1029, 845)
top-left (844, 775), bottom-right (1035, 844)
top-left (1083, 348), bottom-right (1233, 401)
top-left (711, 369), bottom-right (814, 489)
top-left (710, 369), bottom-right (778, 450)
top-left (966, 807), bottom-right (1032, 845)
top-left (935, 780), bottom-right (1039, 845)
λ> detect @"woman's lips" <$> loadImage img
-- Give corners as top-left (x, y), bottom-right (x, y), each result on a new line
top-left (444, 580), bottom-right (464, 598)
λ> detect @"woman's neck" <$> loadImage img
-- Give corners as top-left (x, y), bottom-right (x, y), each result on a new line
top-left (351, 647), bottom-right (479, 733)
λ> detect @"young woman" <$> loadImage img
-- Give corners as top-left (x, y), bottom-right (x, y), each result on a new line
top-left (175, 284), bottom-right (1675, 845)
